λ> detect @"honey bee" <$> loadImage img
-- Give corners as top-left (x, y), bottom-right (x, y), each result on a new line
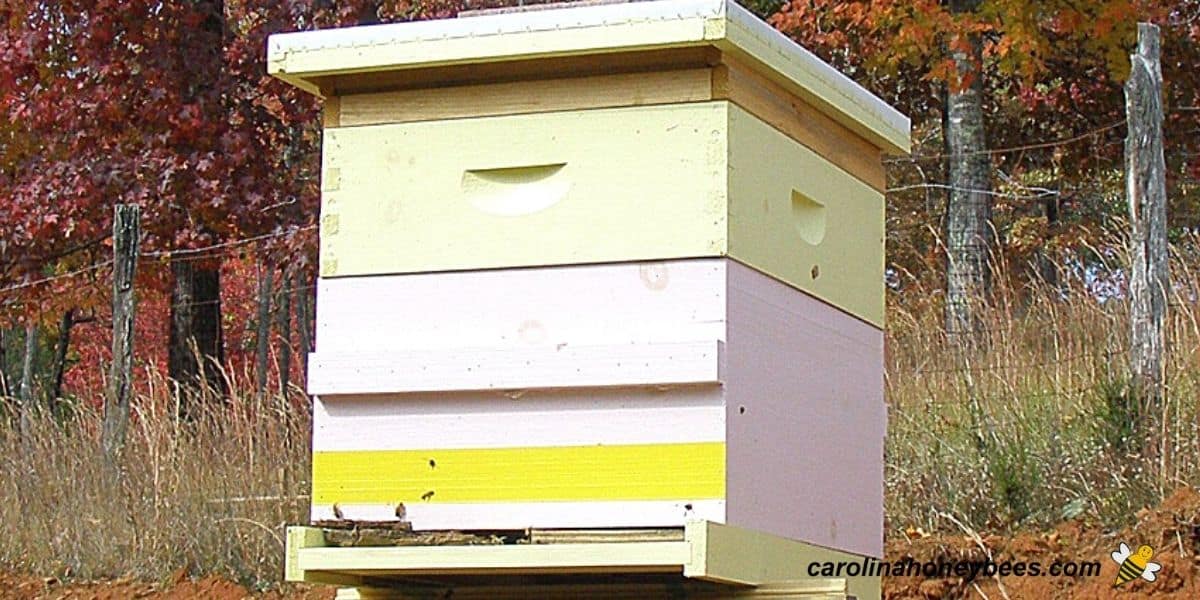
top-left (1111, 543), bottom-right (1161, 587)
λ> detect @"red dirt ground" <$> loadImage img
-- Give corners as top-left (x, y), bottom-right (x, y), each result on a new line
top-left (884, 487), bottom-right (1200, 600)
top-left (2, 488), bottom-right (1198, 599)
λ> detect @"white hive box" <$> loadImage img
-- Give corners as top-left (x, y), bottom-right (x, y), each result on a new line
top-left (269, 0), bottom-right (909, 560)
top-left (306, 259), bottom-right (885, 557)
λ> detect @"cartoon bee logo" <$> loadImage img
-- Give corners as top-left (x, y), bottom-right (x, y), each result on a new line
top-left (1111, 542), bottom-right (1161, 587)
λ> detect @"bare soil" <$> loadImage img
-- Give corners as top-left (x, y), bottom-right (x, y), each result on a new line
top-left (884, 487), bottom-right (1200, 599)
top-left (2, 488), bottom-right (1197, 599)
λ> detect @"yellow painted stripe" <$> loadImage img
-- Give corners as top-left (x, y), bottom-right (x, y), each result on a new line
top-left (312, 442), bottom-right (725, 504)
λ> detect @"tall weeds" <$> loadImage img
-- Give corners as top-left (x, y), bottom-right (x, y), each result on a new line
top-left (0, 371), bottom-right (310, 589)
top-left (886, 234), bottom-right (1200, 534)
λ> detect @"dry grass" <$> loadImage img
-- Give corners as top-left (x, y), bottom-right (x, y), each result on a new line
top-left (0, 373), bottom-right (310, 589)
top-left (1, 235), bottom-right (1199, 586)
top-left (886, 235), bottom-right (1200, 534)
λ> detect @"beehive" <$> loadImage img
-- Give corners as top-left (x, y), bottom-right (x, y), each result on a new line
top-left (269, 0), bottom-right (909, 560)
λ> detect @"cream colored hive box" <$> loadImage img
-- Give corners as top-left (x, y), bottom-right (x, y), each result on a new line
top-left (269, 0), bottom-right (909, 563)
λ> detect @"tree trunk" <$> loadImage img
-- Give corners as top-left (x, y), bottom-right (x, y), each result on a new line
top-left (104, 204), bottom-right (140, 462)
top-left (169, 260), bottom-right (225, 413)
top-left (1126, 23), bottom-right (1168, 464)
top-left (1036, 197), bottom-right (1061, 289)
top-left (255, 260), bottom-right (274, 398)
top-left (49, 308), bottom-right (76, 416)
top-left (18, 324), bottom-right (38, 437)
top-left (275, 264), bottom-right (292, 397)
top-left (943, 1), bottom-right (992, 336)
top-left (167, 0), bottom-right (226, 415)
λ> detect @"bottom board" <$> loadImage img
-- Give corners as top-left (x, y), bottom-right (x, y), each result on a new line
top-left (287, 520), bottom-right (882, 600)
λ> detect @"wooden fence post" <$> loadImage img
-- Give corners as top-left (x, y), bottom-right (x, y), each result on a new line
top-left (103, 204), bottom-right (141, 463)
top-left (1125, 23), bottom-right (1168, 459)
top-left (17, 323), bottom-right (38, 438)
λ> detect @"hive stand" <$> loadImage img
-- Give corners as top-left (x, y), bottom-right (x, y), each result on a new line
top-left (285, 520), bottom-right (879, 599)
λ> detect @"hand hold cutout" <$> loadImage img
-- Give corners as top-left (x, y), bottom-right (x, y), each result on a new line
top-left (791, 190), bottom-right (827, 245)
top-left (462, 163), bottom-right (569, 217)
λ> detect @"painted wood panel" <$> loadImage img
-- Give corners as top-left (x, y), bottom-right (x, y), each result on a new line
top-left (319, 102), bottom-right (728, 279)
top-left (269, 0), bottom-right (713, 91)
top-left (309, 386), bottom-right (727, 529)
top-left (306, 340), bottom-right (722, 395)
top-left (305, 260), bottom-right (884, 540)
top-left (310, 500), bottom-right (725, 531)
top-left (311, 387), bottom-right (726, 452)
top-left (288, 520), bottom-right (878, 600)
top-left (727, 104), bottom-right (885, 326)
top-left (723, 261), bottom-right (884, 558)
top-left (267, 0), bottom-right (910, 153)
top-left (331, 63), bottom-right (886, 195)
top-left (689, 520), bottom-right (880, 600)
top-left (713, 58), bottom-right (885, 192)
top-left (322, 47), bottom-right (715, 97)
top-left (320, 104), bottom-right (881, 324)
top-left (313, 260), bottom-right (727, 353)
top-left (337, 68), bottom-right (713, 127)
top-left (292, 526), bottom-right (695, 575)
top-left (312, 442), bottom-right (725, 505)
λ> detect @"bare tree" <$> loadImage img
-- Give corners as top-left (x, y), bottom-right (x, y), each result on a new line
top-left (943, 0), bottom-right (993, 336)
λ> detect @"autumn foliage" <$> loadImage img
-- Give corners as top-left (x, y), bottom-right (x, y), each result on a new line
top-left (772, 0), bottom-right (1200, 293)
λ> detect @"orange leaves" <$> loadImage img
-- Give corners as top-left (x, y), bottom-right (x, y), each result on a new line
top-left (1050, 6), bottom-right (1085, 35)
top-left (772, 0), bottom-right (1180, 103)
top-left (990, 35), bottom-right (1015, 60)
top-left (895, 18), bottom-right (942, 58)
top-left (1094, 0), bottom-right (1137, 38)
top-left (926, 57), bottom-right (960, 88)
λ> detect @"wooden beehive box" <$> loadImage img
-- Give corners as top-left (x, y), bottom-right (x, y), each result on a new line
top-left (269, 0), bottom-right (909, 560)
